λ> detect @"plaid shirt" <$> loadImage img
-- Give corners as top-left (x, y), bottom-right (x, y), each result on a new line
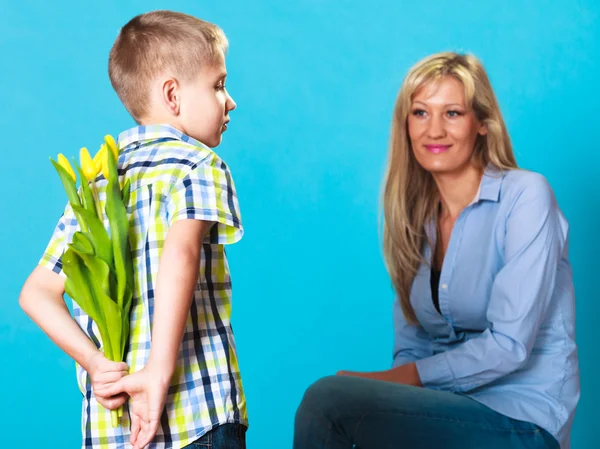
top-left (40, 125), bottom-right (247, 449)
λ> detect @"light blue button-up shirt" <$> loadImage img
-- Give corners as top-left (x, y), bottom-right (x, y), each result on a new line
top-left (392, 166), bottom-right (580, 448)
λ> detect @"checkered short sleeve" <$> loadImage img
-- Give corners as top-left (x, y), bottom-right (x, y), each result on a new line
top-left (167, 159), bottom-right (243, 245)
top-left (39, 204), bottom-right (77, 276)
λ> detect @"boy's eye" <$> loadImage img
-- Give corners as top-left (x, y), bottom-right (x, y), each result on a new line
top-left (216, 82), bottom-right (226, 91)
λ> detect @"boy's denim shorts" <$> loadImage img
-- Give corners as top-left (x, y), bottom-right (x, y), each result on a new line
top-left (184, 423), bottom-right (247, 449)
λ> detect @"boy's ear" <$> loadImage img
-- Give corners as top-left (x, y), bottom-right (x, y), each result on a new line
top-left (162, 78), bottom-right (181, 116)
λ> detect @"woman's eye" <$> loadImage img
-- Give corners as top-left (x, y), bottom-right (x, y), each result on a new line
top-left (411, 109), bottom-right (426, 117)
top-left (447, 110), bottom-right (463, 117)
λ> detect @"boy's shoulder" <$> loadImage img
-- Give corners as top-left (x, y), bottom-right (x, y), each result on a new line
top-left (119, 125), bottom-right (227, 187)
top-left (146, 138), bottom-right (220, 173)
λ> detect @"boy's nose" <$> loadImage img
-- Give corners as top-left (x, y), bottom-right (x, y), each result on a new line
top-left (227, 93), bottom-right (237, 112)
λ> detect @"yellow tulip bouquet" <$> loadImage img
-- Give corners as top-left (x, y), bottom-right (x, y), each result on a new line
top-left (51, 135), bottom-right (133, 427)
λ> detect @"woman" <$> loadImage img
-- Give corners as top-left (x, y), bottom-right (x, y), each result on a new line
top-left (293, 53), bottom-right (579, 449)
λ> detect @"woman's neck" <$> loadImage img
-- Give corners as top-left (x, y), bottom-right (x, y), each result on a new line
top-left (433, 164), bottom-right (483, 220)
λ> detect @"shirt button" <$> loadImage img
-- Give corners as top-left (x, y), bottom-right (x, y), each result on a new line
top-left (441, 283), bottom-right (448, 289)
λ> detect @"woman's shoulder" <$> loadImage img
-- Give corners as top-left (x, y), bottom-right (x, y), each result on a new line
top-left (501, 168), bottom-right (551, 190)
top-left (492, 168), bottom-right (569, 247)
top-left (497, 168), bottom-right (556, 205)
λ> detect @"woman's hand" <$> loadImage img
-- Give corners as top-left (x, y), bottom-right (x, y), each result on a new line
top-left (337, 362), bottom-right (422, 387)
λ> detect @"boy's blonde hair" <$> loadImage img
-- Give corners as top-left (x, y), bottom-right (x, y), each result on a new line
top-left (382, 52), bottom-right (517, 324)
top-left (109, 10), bottom-right (229, 123)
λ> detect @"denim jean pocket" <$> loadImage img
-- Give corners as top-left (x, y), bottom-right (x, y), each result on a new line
top-left (185, 424), bottom-right (247, 449)
top-left (185, 432), bottom-right (211, 448)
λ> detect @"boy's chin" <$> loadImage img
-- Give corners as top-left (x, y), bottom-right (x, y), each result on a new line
top-left (190, 134), bottom-right (221, 148)
top-left (206, 136), bottom-right (223, 148)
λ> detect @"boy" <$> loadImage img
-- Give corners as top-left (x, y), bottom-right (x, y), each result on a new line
top-left (19, 10), bottom-right (247, 449)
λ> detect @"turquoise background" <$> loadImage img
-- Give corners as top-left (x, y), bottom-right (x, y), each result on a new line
top-left (1, 1), bottom-right (598, 447)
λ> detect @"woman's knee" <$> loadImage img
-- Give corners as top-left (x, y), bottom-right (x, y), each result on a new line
top-left (294, 375), bottom-right (358, 442)
top-left (297, 376), bottom-right (354, 421)
top-left (297, 376), bottom-right (339, 416)
top-left (296, 375), bottom-right (367, 420)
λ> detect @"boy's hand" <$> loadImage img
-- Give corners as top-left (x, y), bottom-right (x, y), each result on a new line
top-left (98, 365), bottom-right (170, 449)
top-left (87, 351), bottom-right (129, 411)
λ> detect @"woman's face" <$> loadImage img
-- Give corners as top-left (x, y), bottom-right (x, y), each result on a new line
top-left (407, 76), bottom-right (487, 176)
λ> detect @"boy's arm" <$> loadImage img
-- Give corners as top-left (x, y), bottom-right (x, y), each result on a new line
top-left (99, 218), bottom-right (211, 449)
top-left (19, 266), bottom-right (129, 410)
top-left (146, 218), bottom-right (212, 379)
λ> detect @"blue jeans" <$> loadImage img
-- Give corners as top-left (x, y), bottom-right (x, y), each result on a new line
top-left (294, 376), bottom-right (559, 449)
top-left (184, 423), bottom-right (247, 449)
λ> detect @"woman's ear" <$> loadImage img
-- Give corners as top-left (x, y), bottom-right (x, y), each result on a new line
top-left (478, 121), bottom-right (488, 136)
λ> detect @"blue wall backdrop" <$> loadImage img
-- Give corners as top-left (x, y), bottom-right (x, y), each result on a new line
top-left (1, 1), bottom-right (598, 447)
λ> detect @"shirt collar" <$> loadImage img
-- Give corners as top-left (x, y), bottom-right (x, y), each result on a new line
top-left (117, 124), bottom-right (208, 152)
top-left (424, 164), bottom-right (505, 243)
top-left (476, 164), bottom-right (505, 203)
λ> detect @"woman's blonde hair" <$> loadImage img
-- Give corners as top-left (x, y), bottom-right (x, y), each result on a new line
top-left (382, 52), bottom-right (517, 324)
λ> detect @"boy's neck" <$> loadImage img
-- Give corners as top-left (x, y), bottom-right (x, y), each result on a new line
top-left (139, 114), bottom-right (182, 130)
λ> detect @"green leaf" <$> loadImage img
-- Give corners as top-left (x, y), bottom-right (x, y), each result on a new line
top-left (121, 178), bottom-right (131, 206)
top-left (67, 246), bottom-right (127, 361)
top-left (73, 160), bottom-right (98, 219)
top-left (71, 232), bottom-right (94, 256)
top-left (50, 158), bottom-right (81, 208)
top-left (120, 282), bottom-right (133, 355)
top-left (105, 147), bottom-right (131, 310)
top-left (62, 248), bottom-right (113, 359)
top-left (72, 205), bottom-right (113, 270)
top-left (101, 293), bottom-right (124, 362)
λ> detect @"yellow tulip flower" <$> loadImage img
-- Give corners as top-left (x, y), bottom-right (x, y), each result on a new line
top-left (80, 147), bottom-right (99, 181)
top-left (57, 153), bottom-right (76, 182)
top-left (104, 134), bottom-right (119, 161)
top-left (93, 145), bottom-right (105, 174)
top-left (101, 144), bottom-right (111, 180)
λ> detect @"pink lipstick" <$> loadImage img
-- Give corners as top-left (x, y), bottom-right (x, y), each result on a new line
top-left (425, 144), bottom-right (450, 154)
